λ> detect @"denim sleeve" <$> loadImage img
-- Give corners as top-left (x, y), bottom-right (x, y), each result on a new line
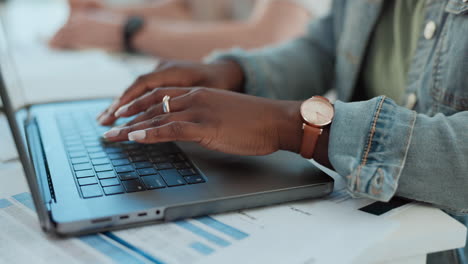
top-left (330, 96), bottom-right (468, 213)
top-left (205, 12), bottom-right (336, 100)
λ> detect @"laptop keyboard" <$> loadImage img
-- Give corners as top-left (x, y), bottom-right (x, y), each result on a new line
top-left (56, 110), bottom-right (205, 199)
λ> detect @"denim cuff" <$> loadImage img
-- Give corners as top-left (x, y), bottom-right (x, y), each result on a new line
top-left (329, 96), bottom-right (417, 201)
top-left (204, 48), bottom-right (267, 97)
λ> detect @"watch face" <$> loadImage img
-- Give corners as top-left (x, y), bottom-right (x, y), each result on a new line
top-left (301, 97), bottom-right (334, 126)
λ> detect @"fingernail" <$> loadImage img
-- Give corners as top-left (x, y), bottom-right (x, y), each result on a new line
top-left (103, 128), bottom-right (121, 138)
top-left (114, 104), bottom-right (129, 117)
top-left (108, 99), bottom-right (120, 113)
top-left (128, 130), bottom-right (146, 141)
top-left (96, 112), bottom-right (104, 121)
top-left (97, 99), bottom-right (120, 121)
top-left (99, 136), bottom-right (111, 143)
top-left (114, 123), bottom-right (127, 128)
top-left (97, 113), bottom-right (109, 125)
top-left (97, 114), bottom-right (105, 124)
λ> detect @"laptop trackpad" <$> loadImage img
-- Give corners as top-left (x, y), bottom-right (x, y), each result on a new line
top-left (177, 142), bottom-right (332, 189)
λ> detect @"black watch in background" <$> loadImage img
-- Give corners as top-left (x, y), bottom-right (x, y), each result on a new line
top-left (123, 16), bottom-right (145, 53)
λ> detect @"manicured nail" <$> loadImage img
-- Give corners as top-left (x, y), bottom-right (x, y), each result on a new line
top-left (103, 128), bottom-right (121, 138)
top-left (108, 99), bottom-right (120, 113)
top-left (114, 104), bottom-right (129, 117)
top-left (114, 123), bottom-right (127, 128)
top-left (98, 113), bottom-right (110, 125)
top-left (96, 111), bottom-right (105, 121)
top-left (128, 130), bottom-right (146, 141)
top-left (97, 114), bottom-right (105, 124)
top-left (97, 99), bottom-right (119, 120)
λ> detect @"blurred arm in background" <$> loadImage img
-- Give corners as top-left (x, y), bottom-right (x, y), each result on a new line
top-left (51, 0), bottom-right (320, 61)
top-left (68, 0), bottom-right (192, 20)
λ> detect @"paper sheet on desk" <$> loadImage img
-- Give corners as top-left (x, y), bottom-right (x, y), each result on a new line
top-left (109, 196), bottom-right (398, 264)
top-left (0, 193), bottom-right (148, 264)
top-left (0, 162), bottom-right (398, 264)
top-left (0, 165), bottom-right (163, 264)
top-left (0, 165), bottom-right (262, 264)
top-left (0, 164), bottom-right (114, 264)
top-left (199, 202), bottom-right (398, 264)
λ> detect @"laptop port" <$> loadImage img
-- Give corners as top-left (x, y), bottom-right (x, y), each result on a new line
top-left (91, 217), bottom-right (112, 224)
top-left (138, 212), bottom-right (147, 217)
top-left (119, 215), bottom-right (129, 220)
top-left (156, 210), bottom-right (160, 215)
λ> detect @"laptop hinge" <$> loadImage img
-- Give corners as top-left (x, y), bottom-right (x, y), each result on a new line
top-left (25, 117), bottom-right (56, 204)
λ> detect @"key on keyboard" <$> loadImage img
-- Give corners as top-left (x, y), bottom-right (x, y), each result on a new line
top-left (57, 110), bottom-right (205, 199)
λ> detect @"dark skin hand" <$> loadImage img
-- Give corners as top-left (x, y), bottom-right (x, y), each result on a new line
top-left (104, 87), bottom-right (303, 155)
top-left (99, 60), bottom-right (332, 167)
top-left (97, 59), bottom-right (244, 126)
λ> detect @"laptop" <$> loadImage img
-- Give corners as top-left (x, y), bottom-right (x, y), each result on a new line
top-left (0, 23), bottom-right (333, 236)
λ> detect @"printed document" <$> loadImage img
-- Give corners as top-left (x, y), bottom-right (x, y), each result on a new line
top-left (0, 163), bottom-right (398, 264)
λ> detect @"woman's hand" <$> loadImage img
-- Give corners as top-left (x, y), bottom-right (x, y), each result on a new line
top-left (96, 60), bottom-right (245, 126)
top-left (50, 9), bottom-right (125, 52)
top-left (103, 87), bottom-right (303, 156)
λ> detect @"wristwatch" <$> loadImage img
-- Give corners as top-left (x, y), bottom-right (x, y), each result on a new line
top-left (123, 16), bottom-right (145, 53)
top-left (299, 96), bottom-right (334, 159)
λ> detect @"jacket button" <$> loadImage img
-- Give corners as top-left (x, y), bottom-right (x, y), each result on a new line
top-left (424, 21), bottom-right (437, 40)
top-left (405, 93), bottom-right (417, 109)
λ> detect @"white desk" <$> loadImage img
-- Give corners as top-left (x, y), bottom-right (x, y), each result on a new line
top-left (0, 0), bottom-right (466, 263)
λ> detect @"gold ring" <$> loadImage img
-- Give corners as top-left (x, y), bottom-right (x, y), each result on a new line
top-left (162, 95), bottom-right (171, 113)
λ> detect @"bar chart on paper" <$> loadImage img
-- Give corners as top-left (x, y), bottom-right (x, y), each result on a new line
top-left (109, 211), bottom-right (255, 264)
top-left (0, 192), bottom-right (255, 264)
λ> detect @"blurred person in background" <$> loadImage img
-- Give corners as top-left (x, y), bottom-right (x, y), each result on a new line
top-left (51, 0), bottom-right (331, 60)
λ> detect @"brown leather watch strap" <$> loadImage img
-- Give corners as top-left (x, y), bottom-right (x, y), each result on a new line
top-left (300, 125), bottom-right (322, 159)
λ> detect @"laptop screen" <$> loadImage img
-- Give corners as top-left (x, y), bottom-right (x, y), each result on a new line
top-left (0, 21), bottom-right (27, 111)
top-left (0, 20), bottom-right (52, 231)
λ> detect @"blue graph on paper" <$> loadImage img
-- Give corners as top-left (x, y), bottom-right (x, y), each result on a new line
top-left (4, 192), bottom-right (250, 263)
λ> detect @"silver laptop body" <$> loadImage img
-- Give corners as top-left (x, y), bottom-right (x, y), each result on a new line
top-left (0, 24), bottom-right (333, 236)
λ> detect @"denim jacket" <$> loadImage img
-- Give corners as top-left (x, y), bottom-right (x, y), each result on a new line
top-left (208, 0), bottom-right (468, 262)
